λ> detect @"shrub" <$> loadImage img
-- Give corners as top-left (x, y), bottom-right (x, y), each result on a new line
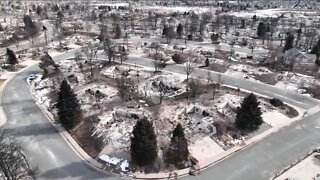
top-left (270, 98), bottom-right (284, 107)
top-left (172, 53), bottom-right (183, 64)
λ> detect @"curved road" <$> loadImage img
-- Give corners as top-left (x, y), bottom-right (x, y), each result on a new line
top-left (1, 49), bottom-right (320, 180)
top-left (182, 110), bottom-right (320, 180)
top-left (1, 65), bottom-right (114, 180)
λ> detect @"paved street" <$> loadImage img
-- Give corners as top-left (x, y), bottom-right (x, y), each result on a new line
top-left (1, 65), bottom-right (114, 180)
top-left (1, 21), bottom-right (55, 55)
top-left (104, 54), bottom-right (318, 109)
top-left (115, 37), bottom-right (269, 55)
top-left (182, 110), bottom-right (320, 180)
top-left (0, 45), bottom-right (319, 180)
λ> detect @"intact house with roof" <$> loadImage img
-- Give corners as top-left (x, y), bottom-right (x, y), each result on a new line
top-left (283, 48), bottom-right (317, 71)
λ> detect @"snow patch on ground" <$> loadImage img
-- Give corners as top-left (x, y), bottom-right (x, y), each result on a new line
top-left (275, 72), bottom-right (320, 96)
top-left (140, 6), bottom-right (213, 14)
top-left (28, 74), bottom-right (53, 108)
top-left (225, 64), bottom-right (272, 81)
top-left (99, 155), bottom-right (129, 172)
top-left (93, 107), bottom-right (151, 147)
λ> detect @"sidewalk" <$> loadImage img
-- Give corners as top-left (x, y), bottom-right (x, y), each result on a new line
top-left (89, 55), bottom-right (320, 179)
top-left (25, 47), bottom-right (119, 177)
top-left (35, 98), bottom-right (106, 173)
top-left (134, 105), bottom-right (316, 179)
top-left (1, 45), bottom-right (319, 179)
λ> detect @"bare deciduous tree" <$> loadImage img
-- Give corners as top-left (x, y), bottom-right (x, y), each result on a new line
top-left (74, 51), bottom-right (83, 72)
top-left (82, 44), bottom-right (97, 80)
top-left (103, 37), bottom-right (114, 62)
top-left (188, 79), bottom-right (200, 103)
top-left (116, 75), bottom-right (128, 100)
top-left (119, 46), bottom-right (128, 64)
top-left (184, 60), bottom-right (195, 82)
top-left (157, 79), bottom-right (169, 104)
top-left (212, 83), bottom-right (218, 100)
top-left (217, 73), bottom-right (222, 90)
top-left (0, 128), bottom-right (37, 180)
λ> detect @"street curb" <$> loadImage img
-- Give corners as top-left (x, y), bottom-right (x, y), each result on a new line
top-left (0, 49), bottom-right (131, 179)
top-left (31, 86), bottom-right (131, 179)
top-left (133, 107), bottom-right (320, 179)
top-left (270, 149), bottom-right (315, 180)
top-left (0, 63), bottom-right (40, 127)
top-left (89, 57), bottom-right (320, 179)
top-left (10, 54), bottom-right (318, 179)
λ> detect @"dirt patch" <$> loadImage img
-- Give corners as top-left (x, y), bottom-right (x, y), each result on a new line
top-left (214, 49), bottom-right (230, 60)
top-left (283, 105), bottom-right (299, 118)
top-left (72, 119), bottom-right (104, 158)
top-left (212, 119), bottom-right (243, 150)
top-left (205, 62), bottom-right (229, 73)
top-left (302, 86), bottom-right (320, 100)
top-left (15, 64), bottom-right (27, 72)
top-left (0, 79), bottom-right (6, 87)
top-left (253, 73), bottom-right (279, 85)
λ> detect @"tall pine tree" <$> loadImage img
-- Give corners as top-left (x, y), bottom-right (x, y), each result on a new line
top-left (283, 33), bottom-right (294, 52)
top-left (176, 23), bottom-right (183, 39)
top-left (6, 48), bottom-right (18, 65)
top-left (165, 123), bottom-right (189, 169)
top-left (115, 24), bottom-right (122, 39)
top-left (235, 93), bottom-right (263, 132)
top-left (257, 22), bottom-right (266, 38)
top-left (130, 118), bottom-right (157, 166)
top-left (57, 80), bottom-right (82, 130)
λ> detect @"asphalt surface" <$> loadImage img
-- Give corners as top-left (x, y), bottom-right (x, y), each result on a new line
top-left (182, 110), bottom-right (320, 180)
top-left (1, 65), bottom-right (114, 180)
top-left (0, 46), bottom-right (319, 180)
top-left (101, 54), bottom-right (319, 109)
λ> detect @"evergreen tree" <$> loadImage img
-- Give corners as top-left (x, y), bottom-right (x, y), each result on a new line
top-left (130, 118), bottom-right (158, 166)
top-left (6, 48), bottom-right (18, 65)
top-left (296, 28), bottom-right (302, 46)
top-left (257, 22), bottom-right (266, 38)
top-left (39, 52), bottom-right (57, 70)
top-left (252, 15), bottom-right (257, 21)
top-left (165, 123), bottom-right (189, 168)
top-left (315, 58), bottom-right (320, 66)
top-left (57, 80), bottom-right (82, 130)
top-left (162, 25), bottom-right (168, 37)
top-left (23, 15), bottom-right (36, 30)
top-left (23, 15), bottom-right (38, 37)
top-left (176, 23), bottom-right (183, 39)
top-left (91, 10), bottom-right (97, 22)
top-left (283, 33), bottom-right (294, 52)
top-left (311, 38), bottom-right (320, 58)
top-left (36, 6), bottom-right (42, 16)
top-left (240, 19), bottom-right (246, 29)
top-left (211, 33), bottom-right (219, 43)
top-left (115, 24), bottom-right (122, 39)
top-left (235, 93), bottom-right (263, 132)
